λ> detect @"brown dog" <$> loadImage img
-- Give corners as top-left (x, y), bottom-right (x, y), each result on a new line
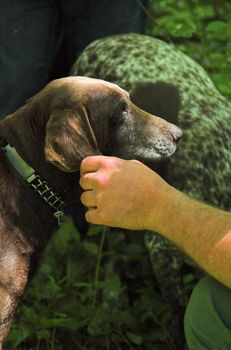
top-left (0, 76), bottom-right (182, 347)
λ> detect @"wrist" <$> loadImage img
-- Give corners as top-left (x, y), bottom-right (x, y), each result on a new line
top-left (144, 176), bottom-right (177, 232)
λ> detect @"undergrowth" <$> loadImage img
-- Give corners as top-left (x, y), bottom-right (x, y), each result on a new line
top-left (7, 220), bottom-right (185, 349)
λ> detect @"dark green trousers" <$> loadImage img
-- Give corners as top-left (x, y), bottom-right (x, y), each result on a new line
top-left (0, 0), bottom-right (148, 119)
top-left (184, 276), bottom-right (231, 350)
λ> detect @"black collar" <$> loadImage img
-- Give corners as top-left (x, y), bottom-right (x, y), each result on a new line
top-left (0, 137), bottom-right (65, 226)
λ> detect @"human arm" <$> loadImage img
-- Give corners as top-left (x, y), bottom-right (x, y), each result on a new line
top-left (80, 155), bottom-right (231, 288)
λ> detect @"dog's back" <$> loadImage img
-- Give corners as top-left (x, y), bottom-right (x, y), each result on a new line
top-left (72, 33), bottom-right (231, 210)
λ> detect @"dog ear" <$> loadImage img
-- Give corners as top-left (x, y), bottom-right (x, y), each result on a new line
top-left (45, 106), bottom-right (101, 172)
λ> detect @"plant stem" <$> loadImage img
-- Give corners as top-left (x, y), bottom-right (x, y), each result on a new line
top-left (51, 327), bottom-right (56, 350)
top-left (93, 226), bottom-right (107, 305)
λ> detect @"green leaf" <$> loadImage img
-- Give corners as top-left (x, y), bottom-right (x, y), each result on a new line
top-left (54, 218), bottom-right (80, 252)
top-left (83, 241), bottom-right (99, 255)
top-left (126, 331), bottom-right (143, 345)
top-left (40, 317), bottom-right (77, 330)
top-left (103, 275), bottom-right (121, 301)
top-left (205, 21), bottom-right (229, 40)
top-left (183, 273), bottom-right (196, 284)
top-left (7, 326), bottom-right (32, 347)
top-left (194, 5), bottom-right (214, 19)
top-left (206, 21), bottom-right (227, 33)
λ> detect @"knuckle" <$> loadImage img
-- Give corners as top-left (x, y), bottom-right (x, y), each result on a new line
top-left (106, 156), bottom-right (120, 167)
top-left (130, 159), bottom-right (141, 165)
top-left (97, 173), bottom-right (111, 188)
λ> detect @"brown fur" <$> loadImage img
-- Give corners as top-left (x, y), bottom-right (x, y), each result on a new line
top-left (0, 76), bottom-right (181, 345)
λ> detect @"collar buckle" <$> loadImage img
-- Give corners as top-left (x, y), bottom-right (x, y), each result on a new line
top-left (53, 210), bottom-right (66, 226)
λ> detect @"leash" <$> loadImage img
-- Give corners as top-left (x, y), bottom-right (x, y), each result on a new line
top-left (0, 137), bottom-right (65, 226)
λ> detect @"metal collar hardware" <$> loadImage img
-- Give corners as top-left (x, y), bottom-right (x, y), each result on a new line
top-left (0, 137), bottom-right (66, 226)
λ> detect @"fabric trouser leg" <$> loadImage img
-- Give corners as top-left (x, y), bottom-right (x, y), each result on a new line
top-left (0, 0), bottom-right (148, 118)
top-left (60, 0), bottom-right (149, 68)
top-left (184, 276), bottom-right (231, 350)
top-left (0, 0), bottom-right (62, 119)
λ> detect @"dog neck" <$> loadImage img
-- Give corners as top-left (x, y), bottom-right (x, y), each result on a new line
top-left (0, 103), bottom-right (80, 204)
top-left (0, 137), bottom-right (66, 226)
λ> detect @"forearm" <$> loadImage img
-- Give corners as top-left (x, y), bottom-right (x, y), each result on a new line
top-left (151, 185), bottom-right (231, 288)
top-left (80, 156), bottom-right (231, 288)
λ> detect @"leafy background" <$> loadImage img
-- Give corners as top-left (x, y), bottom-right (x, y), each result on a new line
top-left (7, 1), bottom-right (231, 349)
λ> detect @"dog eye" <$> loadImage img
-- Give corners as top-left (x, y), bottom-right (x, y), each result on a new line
top-left (120, 101), bottom-right (128, 112)
top-left (109, 100), bottom-right (129, 127)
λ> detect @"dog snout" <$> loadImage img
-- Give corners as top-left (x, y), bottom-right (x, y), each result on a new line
top-left (169, 124), bottom-right (183, 142)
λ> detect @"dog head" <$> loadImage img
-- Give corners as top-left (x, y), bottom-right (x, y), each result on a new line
top-left (1, 77), bottom-right (182, 203)
top-left (44, 77), bottom-right (182, 171)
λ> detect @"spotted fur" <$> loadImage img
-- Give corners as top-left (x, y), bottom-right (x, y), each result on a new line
top-left (71, 33), bottom-right (231, 344)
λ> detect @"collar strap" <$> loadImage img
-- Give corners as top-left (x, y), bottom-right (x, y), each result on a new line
top-left (0, 137), bottom-right (65, 226)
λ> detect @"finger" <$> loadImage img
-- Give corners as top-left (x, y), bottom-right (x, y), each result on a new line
top-left (80, 155), bottom-right (106, 175)
top-left (85, 207), bottom-right (102, 225)
top-left (80, 190), bottom-right (96, 208)
top-left (79, 172), bottom-right (97, 190)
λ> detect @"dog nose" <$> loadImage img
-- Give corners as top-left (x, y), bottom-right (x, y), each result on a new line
top-left (170, 125), bottom-right (183, 142)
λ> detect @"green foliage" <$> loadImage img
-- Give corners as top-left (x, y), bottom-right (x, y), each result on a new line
top-left (7, 220), bottom-right (181, 349)
top-left (148, 0), bottom-right (231, 99)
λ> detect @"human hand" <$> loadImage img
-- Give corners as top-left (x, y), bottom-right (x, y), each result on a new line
top-left (80, 156), bottom-right (231, 289)
top-left (80, 156), bottom-right (171, 230)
